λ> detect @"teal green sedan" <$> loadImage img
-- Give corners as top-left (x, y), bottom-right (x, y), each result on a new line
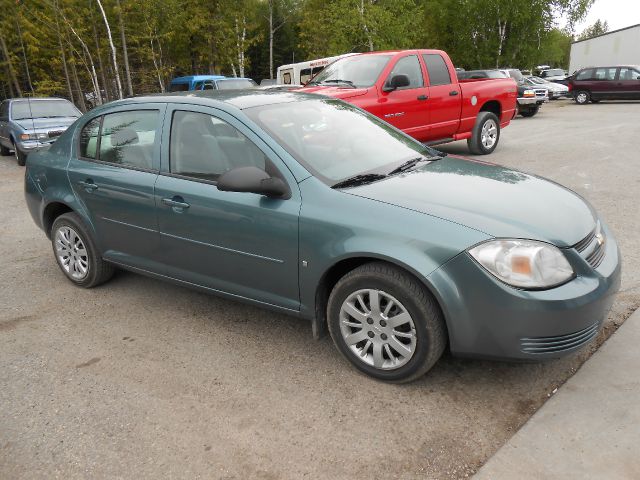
top-left (24, 91), bottom-right (621, 382)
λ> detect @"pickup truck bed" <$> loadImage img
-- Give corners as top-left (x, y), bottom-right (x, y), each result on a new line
top-left (302, 50), bottom-right (518, 154)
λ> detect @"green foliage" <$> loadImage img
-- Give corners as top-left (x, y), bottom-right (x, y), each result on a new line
top-left (0, 0), bottom-right (595, 102)
top-left (577, 19), bottom-right (608, 40)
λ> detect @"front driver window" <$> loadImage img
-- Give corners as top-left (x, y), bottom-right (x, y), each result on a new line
top-left (385, 55), bottom-right (424, 90)
top-left (170, 110), bottom-right (267, 182)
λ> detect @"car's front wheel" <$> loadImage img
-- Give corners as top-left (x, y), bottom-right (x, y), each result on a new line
top-left (519, 106), bottom-right (539, 117)
top-left (327, 262), bottom-right (447, 383)
top-left (574, 90), bottom-right (590, 105)
top-left (12, 142), bottom-right (26, 166)
top-left (467, 111), bottom-right (500, 155)
top-left (51, 212), bottom-right (114, 288)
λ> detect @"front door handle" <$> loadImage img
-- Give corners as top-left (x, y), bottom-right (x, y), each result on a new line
top-left (417, 95), bottom-right (428, 101)
top-left (162, 196), bottom-right (190, 210)
top-left (449, 90), bottom-right (459, 96)
top-left (77, 179), bottom-right (99, 191)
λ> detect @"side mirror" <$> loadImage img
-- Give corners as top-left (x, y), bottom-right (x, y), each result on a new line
top-left (217, 166), bottom-right (290, 199)
top-left (383, 74), bottom-right (410, 92)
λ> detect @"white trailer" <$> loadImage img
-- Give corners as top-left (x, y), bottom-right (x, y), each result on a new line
top-left (569, 24), bottom-right (640, 74)
top-left (276, 53), bottom-right (357, 86)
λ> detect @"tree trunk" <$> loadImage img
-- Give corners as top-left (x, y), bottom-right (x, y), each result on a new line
top-left (64, 19), bottom-right (101, 106)
top-left (0, 33), bottom-right (22, 97)
top-left (15, 16), bottom-right (34, 93)
top-left (69, 52), bottom-right (87, 112)
top-left (54, 1), bottom-right (75, 104)
top-left (90, 10), bottom-right (110, 102)
top-left (359, 0), bottom-right (374, 51)
top-left (96, 0), bottom-right (124, 100)
top-left (269, 1), bottom-right (274, 79)
top-left (116, 0), bottom-right (133, 96)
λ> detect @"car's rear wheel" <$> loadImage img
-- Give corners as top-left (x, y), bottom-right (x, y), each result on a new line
top-left (574, 90), bottom-right (590, 104)
top-left (467, 111), bottom-right (500, 155)
top-left (51, 212), bottom-right (114, 288)
top-left (327, 262), bottom-right (447, 383)
top-left (519, 106), bottom-right (539, 117)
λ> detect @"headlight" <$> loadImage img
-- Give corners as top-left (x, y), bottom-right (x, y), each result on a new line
top-left (469, 239), bottom-right (574, 289)
top-left (523, 89), bottom-right (535, 97)
top-left (19, 133), bottom-right (48, 141)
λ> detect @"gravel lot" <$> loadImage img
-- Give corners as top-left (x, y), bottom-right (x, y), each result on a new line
top-left (1, 99), bottom-right (639, 479)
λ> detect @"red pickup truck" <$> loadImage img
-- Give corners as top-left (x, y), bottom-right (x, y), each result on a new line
top-left (302, 50), bottom-right (517, 154)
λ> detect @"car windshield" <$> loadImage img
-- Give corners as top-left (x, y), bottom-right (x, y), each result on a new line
top-left (529, 77), bottom-right (548, 84)
top-left (11, 99), bottom-right (80, 120)
top-left (246, 99), bottom-right (438, 184)
top-left (507, 69), bottom-right (524, 82)
top-left (309, 55), bottom-right (392, 88)
top-left (216, 79), bottom-right (257, 90)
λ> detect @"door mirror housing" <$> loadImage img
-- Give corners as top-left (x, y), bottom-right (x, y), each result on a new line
top-left (383, 74), bottom-right (410, 92)
top-left (217, 166), bottom-right (290, 199)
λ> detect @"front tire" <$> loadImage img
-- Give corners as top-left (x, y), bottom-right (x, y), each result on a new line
top-left (519, 106), bottom-right (539, 118)
top-left (51, 212), bottom-right (114, 288)
top-left (327, 262), bottom-right (447, 383)
top-left (467, 111), bottom-right (500, 155)
top-left (574, 90), bottom-right (590, 104)
top-left (13, 143), bottom-right (26, 166)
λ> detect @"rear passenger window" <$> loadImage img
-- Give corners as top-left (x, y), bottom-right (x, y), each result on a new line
top-left (170, 110), bottom-right (267, 182)
top-left (98, 110), bottom-right (158, 170)
top-left (79, 117), bottom-right (101, 159)
top-left (423, 54), bottom-right (452, 86)
top-left (386, 55), bottom-right (424, 89)
top-left (593, 68), bottom-right (616, 80)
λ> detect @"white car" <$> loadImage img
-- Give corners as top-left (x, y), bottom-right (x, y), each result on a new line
top-left (524, 76), bottom-right (569, 99)
top-left (539, 68), bottom-right (567, 82)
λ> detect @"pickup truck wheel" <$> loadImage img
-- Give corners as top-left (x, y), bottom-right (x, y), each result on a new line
top-left (574, 90), bottom-right (590, 104)
top-left (327, 262), bottom-right (447, 383)
top-left (519, 106), bottom-right (539, 118)
top-left (51, 212), bottom-right (115, 288)
top-left (467, 112), bottom-right (500, 155)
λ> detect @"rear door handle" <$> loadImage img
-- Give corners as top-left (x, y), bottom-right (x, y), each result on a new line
top-left (417, 95), bottom-right (428, 101)
top-left (77, 179), bottom-right (99, 191)
top-left (449, 90), bottom-right (459, 96)
top-left (162, 196), bottom-right (190, 210)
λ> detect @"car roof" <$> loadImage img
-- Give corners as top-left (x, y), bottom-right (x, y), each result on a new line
top-left (9, 97), bottom-right (71, 103)
top-left (101, 90), bottom-right (324, 111)
top-left (170, 75), bottom-right (226, 83)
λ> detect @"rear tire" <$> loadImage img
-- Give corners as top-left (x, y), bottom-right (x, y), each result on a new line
top-left (327, 262), bottom-right (447, 383)
top-left (467, 111), bottom-right (500, 155)
top-left (574, 90), bottom-right (590, 104)
top-left (519, 106), bottom-right (539, 118)
top-left (51, 212), bottom-right (115, 288)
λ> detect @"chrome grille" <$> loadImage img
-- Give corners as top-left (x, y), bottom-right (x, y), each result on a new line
top-left (48, 130), bottom-right (65, 138)
top-left (534, 89), bottom-right (547, 98)
top-left (574, 222), bottom-right (605, 269)
top-left (521, 322), bottom-right (599, 354)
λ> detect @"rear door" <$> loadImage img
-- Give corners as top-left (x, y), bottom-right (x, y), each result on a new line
top-left (67, 104), bottom-right (165, 272)
top-left (379, 54), bottom-right (430, 140)
top-left (616, 67), bottom-right (640, 99)
top-left (422, 53), bottom-right (462, 140)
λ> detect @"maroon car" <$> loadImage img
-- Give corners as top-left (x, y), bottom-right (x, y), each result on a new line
top-left (568, 66), bottom-right (640, 104)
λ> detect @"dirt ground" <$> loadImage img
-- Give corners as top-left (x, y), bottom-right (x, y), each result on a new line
top-left (1, 99), bottom-right (639, 479)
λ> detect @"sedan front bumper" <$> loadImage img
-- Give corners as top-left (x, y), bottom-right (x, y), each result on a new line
top-left (428, 224), bottom-right (621, 360)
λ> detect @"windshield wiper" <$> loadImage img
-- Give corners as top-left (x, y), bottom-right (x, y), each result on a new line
top-left (331, 173), bottom-right (387, 189)
top-left (387, 156), bottom-right (439, 176)
top-left (321, 79), bottom-right (356, 88)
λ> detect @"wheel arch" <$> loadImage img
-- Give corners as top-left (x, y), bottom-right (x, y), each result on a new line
top-left (479, 100), bottom-right (501, 118)
top-left (312, 255), bottom-right (450, 344)
top-left (42, 201), bottom-right (75, 238)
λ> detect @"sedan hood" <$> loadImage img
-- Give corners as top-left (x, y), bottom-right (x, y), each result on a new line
top-left (300, 85), bottom-right (370, 100)
top-left (14, 117), bottom-right (78, 131)
top-left (346, 157), bottom-right (595, 247)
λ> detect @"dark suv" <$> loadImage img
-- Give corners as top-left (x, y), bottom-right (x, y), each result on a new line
top-left (568, 66), bottom-right (640, 104)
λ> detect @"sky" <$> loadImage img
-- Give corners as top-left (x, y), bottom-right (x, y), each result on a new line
top-left (573, 0), bottom-right (640, 35)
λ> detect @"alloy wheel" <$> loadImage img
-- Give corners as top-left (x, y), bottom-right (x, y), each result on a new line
top-left (339, 289), bottom-right (417, 370)
top-left (54, 226), bottom-right (89, 280)
top-left (480, 119), bottom-right (498, 149)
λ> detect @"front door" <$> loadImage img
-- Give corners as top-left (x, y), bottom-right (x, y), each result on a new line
top-left (380, 54), bottom-right (431, 141)
top-left (67, 105), bottom-right (165, 271)
top-left (155, 105), bottom-right (300, 311)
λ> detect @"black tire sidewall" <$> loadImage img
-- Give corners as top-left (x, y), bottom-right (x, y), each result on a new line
top-left (51, 213), bottom-right (101, 287)
top-left (327, 266), bottom-right (442, 382)
top-left (575, 90), bottom-right (590, 104)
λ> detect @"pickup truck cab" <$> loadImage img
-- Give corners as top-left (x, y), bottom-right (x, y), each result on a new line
top-left (302, 50), bottom-right (517, 154)
top-left (169, 75), bottom-right (257, 92)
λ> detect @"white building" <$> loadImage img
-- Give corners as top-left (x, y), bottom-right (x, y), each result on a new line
top-left (569, 24), bottom-right (640, 74)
